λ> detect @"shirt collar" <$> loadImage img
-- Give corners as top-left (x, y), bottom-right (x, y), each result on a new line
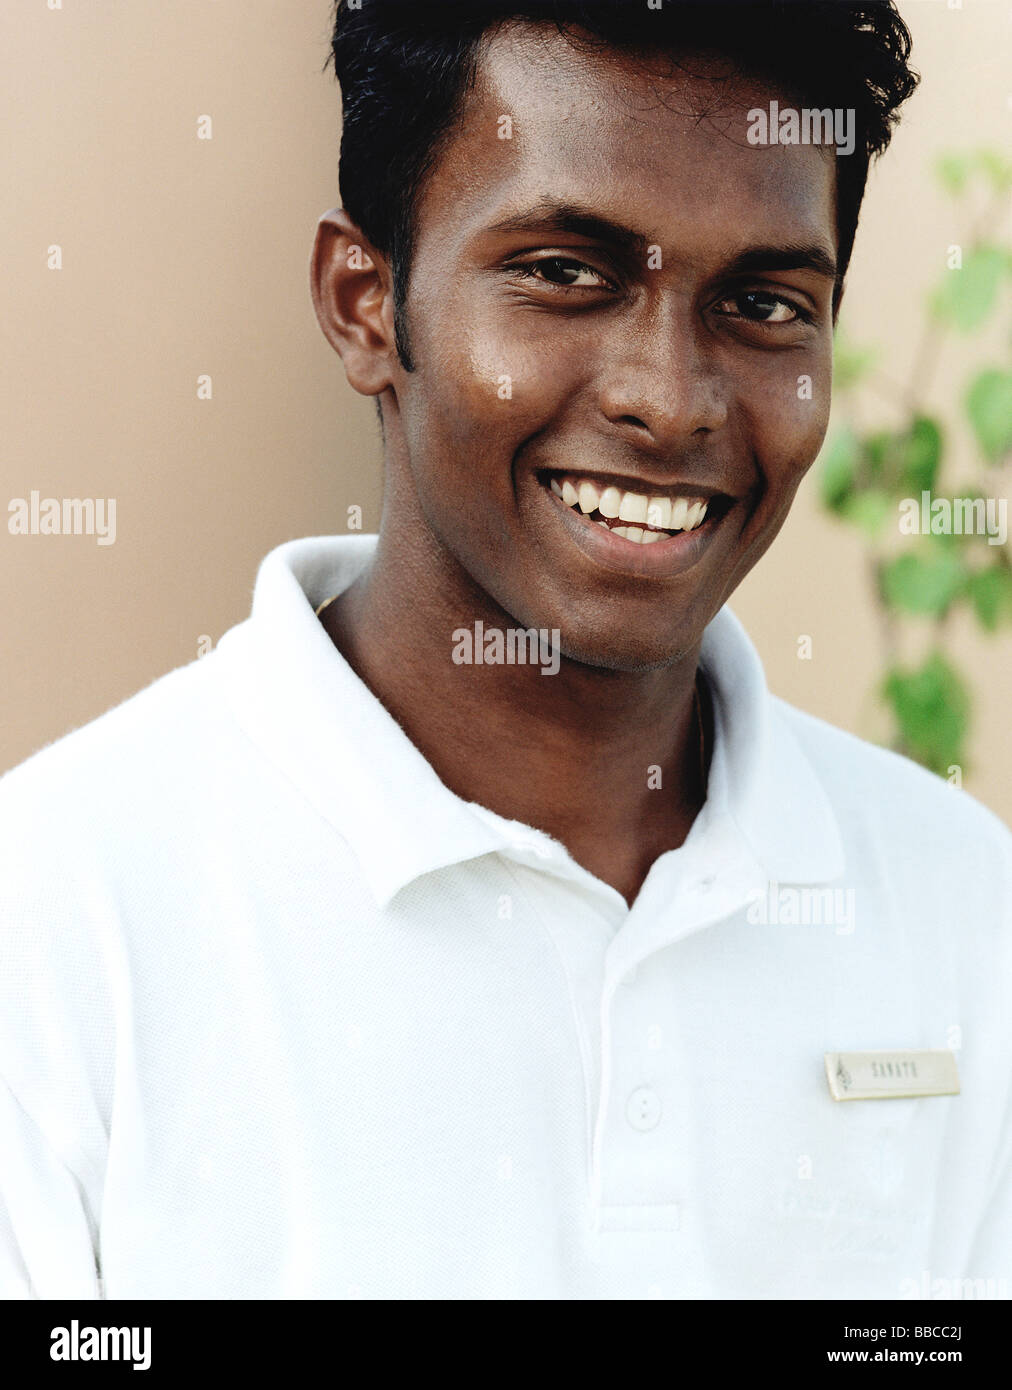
top-left (212, 534), bottom-right (845, 909)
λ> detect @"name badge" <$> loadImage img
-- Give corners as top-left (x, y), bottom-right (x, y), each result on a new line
top-left (824, 1050), bottom-right (960, 1102)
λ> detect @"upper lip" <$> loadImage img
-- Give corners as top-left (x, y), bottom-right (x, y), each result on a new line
top-left (538, 466), bottom-right (735, 503)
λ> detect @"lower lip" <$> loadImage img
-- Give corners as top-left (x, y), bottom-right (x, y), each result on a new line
top-left (538, 479), bottom-right (733, 579)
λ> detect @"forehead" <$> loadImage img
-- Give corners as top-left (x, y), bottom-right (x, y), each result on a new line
top-left (416, 21), bottom-right (836, 260)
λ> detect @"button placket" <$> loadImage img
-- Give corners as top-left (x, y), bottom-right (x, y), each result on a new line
top-left (592, 965), bottom-right (685, 1221)
top-left (591, 842), bottom-right (767, 1228)
top-left (603, 858), bottom-right (767, 999)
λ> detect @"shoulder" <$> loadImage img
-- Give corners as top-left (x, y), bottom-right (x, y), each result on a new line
top-left (772, 694), bottom-right (1012, 872)
top-left (0, 646), bottom-right (257, 932)
top-left (0, 651), bottom-right (238, 1137)
top-left (770, 698), bottom-right (1012, 1029)
top-left (0, 655), bottom-right (221, 850)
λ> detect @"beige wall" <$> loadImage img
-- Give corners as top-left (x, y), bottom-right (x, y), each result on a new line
top-left (2, 0), bottom-right (1009, 824)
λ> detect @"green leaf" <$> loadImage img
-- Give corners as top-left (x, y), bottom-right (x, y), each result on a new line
top-left (832, 337), bottom-right (878, 391)
top-left (819, 427), bottom-right (859, 513)
top-left (968, 566), bottom-right (1012, 631)
top-left (897, 416), bottom-right (943, 494)
top-left (929, 245), bottom-right (1006, 332)
top-left (935, 152), bottom-right (972, 196)
top-left (880, 548), bottom-right (967, 617)
top-left (965, 369), bottom-right (1012, 463)
top-left (973, 149), bottom-right (1012, 194)
top-left (937, 149), bottom-right (1012, 195)
top-left (840, 489), bottom-right (892, 539)
top-left (882, 651), bottom-right (970, 775)
top-left (863, 431), bottom-right (896, 485)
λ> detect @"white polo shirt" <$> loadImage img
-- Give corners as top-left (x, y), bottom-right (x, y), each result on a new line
top-left (1, 534), bottom-right (1009, 1301)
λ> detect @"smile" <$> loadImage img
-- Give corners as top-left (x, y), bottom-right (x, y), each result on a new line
top-left (534, 467), bottom-right (740, 579)
top-left (543, 471), bottom-right (729, 544)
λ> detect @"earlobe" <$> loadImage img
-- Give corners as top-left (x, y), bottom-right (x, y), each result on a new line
top-left (309, 208), bottom-right (396, 399)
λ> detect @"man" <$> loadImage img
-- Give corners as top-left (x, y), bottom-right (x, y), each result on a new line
top-left (1, 0), bottom-right (1008, 1301)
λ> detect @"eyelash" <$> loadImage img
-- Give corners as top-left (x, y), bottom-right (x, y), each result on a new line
top-left (507, 256), bottom-right (815, 326)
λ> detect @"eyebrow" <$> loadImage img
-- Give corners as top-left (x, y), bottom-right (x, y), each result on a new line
top-left (486, 200), bottom-right (652, 260)
top-left (723, 244), bottom-right (838, 281)
top-left (484, 198), bottom-right (838, 281)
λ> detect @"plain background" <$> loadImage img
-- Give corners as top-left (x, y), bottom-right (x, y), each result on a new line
top-left (2, 0), bottom-right (1010, 824)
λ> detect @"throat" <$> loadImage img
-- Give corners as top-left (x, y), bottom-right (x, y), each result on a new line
top-left (316, 568), bottom-right (711, 905)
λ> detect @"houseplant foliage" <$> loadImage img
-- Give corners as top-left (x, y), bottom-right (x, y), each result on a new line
top-left (820, 149), bottom-right (1012, 777)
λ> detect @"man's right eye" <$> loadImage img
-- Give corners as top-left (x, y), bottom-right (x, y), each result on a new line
top-left (508, 257), bottom-right (615, 290)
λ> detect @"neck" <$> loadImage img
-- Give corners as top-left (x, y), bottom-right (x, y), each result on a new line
top-left (322, 523), bottom-right (710, 906)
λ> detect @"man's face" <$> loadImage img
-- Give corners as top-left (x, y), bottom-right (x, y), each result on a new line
top-left (383, 24), bottom-right (838, 670)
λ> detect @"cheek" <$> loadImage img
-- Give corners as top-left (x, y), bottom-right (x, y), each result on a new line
top-left (412, 321), bottom-right (569, 477)
top-left (395, 330), bottom-right (553, 570)
top-left (741, 356), bottom-right (833, 495)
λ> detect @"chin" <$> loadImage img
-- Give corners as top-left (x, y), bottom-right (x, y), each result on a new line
top-left (554, 628), bottom-right (699, 675)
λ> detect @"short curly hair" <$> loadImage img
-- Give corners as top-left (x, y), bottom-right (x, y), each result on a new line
top-left (325, 0), bottom-right (920, 370)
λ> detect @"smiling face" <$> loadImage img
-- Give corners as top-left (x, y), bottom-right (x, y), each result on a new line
top-left (366, 22), bottom-right (839, 671)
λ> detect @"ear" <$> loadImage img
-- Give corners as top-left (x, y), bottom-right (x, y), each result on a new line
top-left (309, 208), bottom-right (397, 399)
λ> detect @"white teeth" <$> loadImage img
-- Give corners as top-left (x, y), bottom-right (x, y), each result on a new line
top-left (598, 486), bottom-right (622, 519)
top-left (593, 517), bottom-right (696, 544)
top-left (647, 496), bottom-right (672, 529)
top-left (578, 481), bottom-right (600, 514)
top-left (549, 474), bottom-right (717, 535)
top-left (618, 491), bottom-right (649, 524)
top-left (608, 524), bottom-right (654, 545)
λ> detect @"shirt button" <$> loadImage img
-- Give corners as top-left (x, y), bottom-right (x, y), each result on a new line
top-left (626, 1086), bottom-right (662, 1132)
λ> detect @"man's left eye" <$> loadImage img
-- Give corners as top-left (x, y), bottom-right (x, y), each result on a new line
top-left (715, 291), bottom-right (808, 324)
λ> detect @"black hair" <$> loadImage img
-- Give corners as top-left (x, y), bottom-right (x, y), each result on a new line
top-left (324, 0), bottom-right (919, 372)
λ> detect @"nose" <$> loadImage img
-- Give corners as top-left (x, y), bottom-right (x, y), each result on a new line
top-left (597, 301), bottom-right (729, 447)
